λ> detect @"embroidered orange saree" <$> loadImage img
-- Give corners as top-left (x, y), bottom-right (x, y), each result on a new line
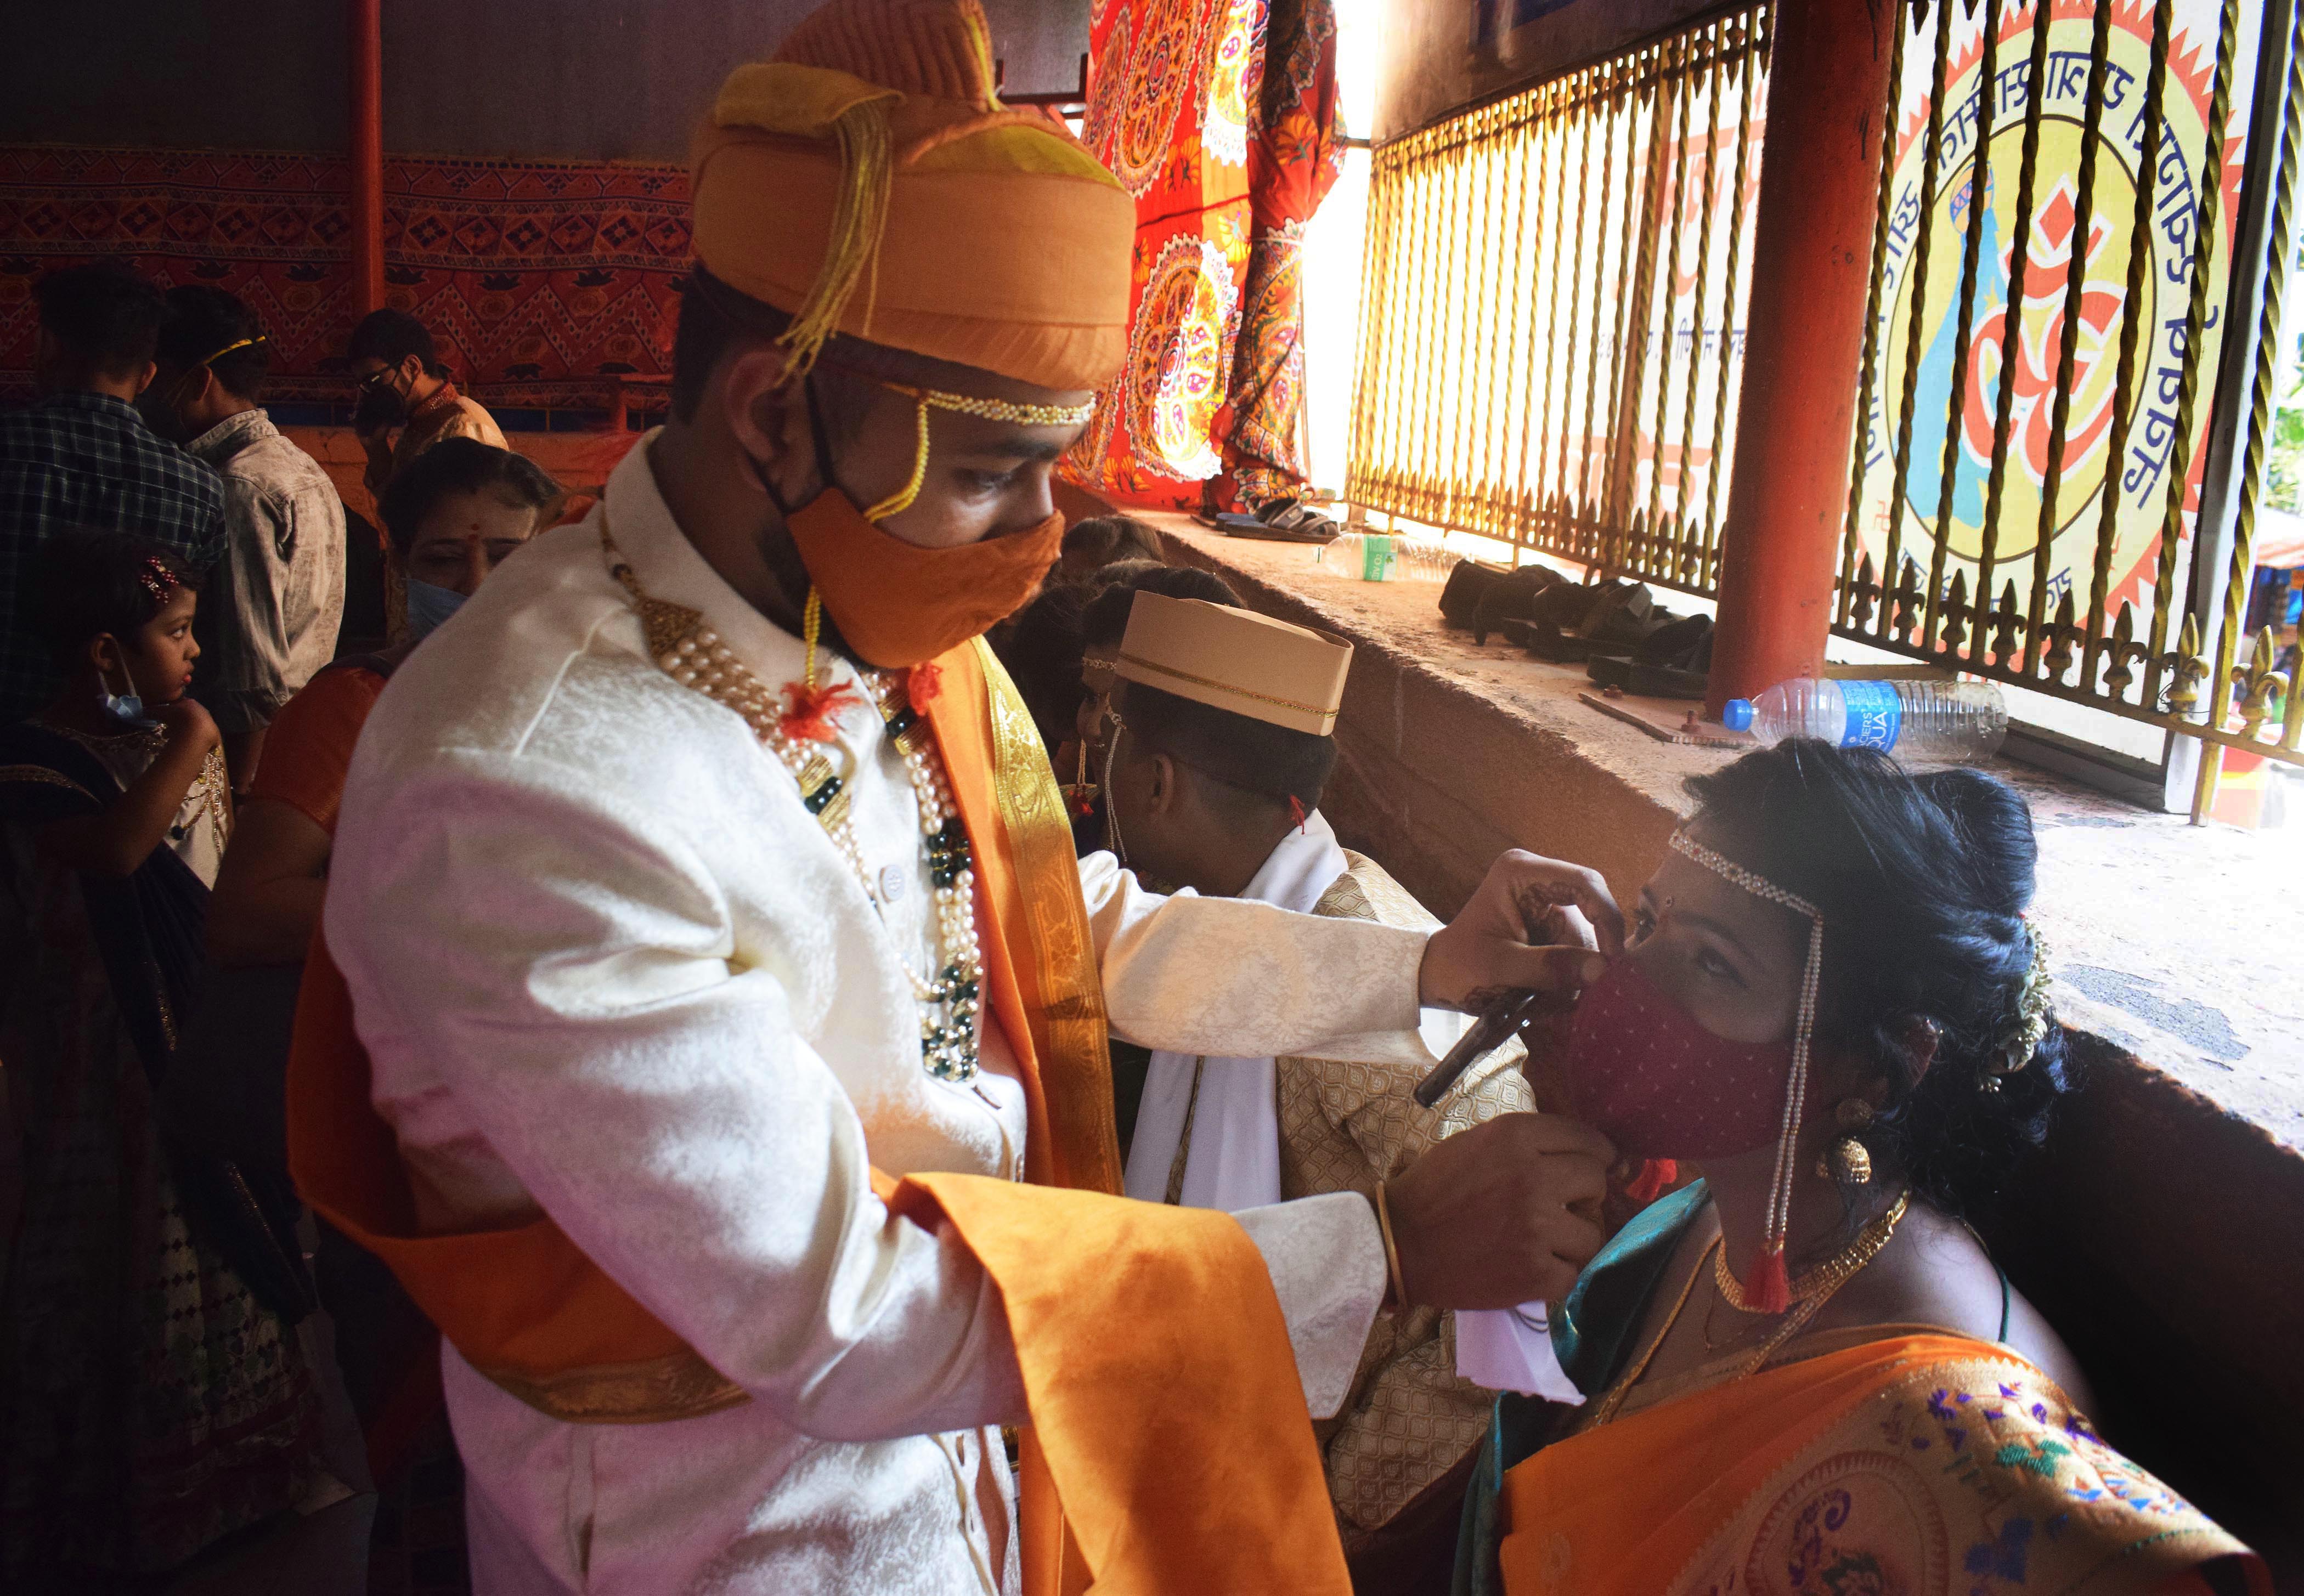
top-left (1493, 1335), bottom-right (2266, 1595)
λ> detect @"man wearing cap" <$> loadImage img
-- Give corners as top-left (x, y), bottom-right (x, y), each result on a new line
top-left (287, 3), bottom-right (1620, 1592)
top-left (1098, 589), bottom-right (1563, 1565)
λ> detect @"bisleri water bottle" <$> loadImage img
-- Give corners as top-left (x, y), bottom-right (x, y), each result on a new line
top-left (1723, 678), bottom-right (2008, 763)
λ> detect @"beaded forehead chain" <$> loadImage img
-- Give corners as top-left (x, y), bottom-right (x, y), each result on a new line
top-left (1667, 830), bottom-right (1823, 1314)
top-left (861, 381), bottom-right (1097, 523)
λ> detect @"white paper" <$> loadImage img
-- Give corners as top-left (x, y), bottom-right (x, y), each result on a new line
top-left (1455, 1301), bottom-right (1586, 1403)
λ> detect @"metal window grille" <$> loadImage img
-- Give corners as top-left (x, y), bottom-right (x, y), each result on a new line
top-left (1349, 0), bottom-right (2304, 814)
top-left (1345, 5), bottom-right (1772, 596)
top-left (1842, 0), bottom-right (2304, 808)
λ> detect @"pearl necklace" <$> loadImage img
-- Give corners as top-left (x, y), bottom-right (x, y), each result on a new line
top-left (603, 524), bottom-right (985, 1083)
top-left (816, 670), bottom-right (984, 1083)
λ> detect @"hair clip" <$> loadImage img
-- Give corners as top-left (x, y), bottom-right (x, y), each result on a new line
top-left (136, 557), bottom-right (180, 604)
top-left (1983, 921), bottom-right (2052, 1090)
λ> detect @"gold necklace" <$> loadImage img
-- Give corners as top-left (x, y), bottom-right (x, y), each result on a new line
top-left (1590, 1192), bottom-right (1910, 1428)
top-left (1713, 1191), bottom-right (1910, 1314)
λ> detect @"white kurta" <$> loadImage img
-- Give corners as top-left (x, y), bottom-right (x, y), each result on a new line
top-left (324, 439), bottom-right (1440, 1595)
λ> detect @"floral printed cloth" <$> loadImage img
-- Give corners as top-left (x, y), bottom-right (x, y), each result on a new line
top-left (1069, 0), bottom-right (1343, 510)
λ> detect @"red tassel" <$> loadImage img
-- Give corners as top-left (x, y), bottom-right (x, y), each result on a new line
top-left (1748, 1243), bottom-right (1792, 1315)
top-left (1624, 1158), bottom-right (1676, 1203)
top-left (1287, 795), bottom-right (1308, 833)
top-left (907, 661), bottom-right (944, 714)
top-left (778, 680), bottom-right (863, 744)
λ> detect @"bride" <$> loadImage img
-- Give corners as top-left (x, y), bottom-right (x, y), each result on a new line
top-left (1453, 740), bottom-right (2266, 1595)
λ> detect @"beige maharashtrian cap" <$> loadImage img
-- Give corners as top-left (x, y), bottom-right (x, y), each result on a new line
top-left (1115, 591), bottom-right (1352, 736)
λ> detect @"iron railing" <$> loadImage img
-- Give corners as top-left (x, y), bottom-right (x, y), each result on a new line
top-left (1841, 0), bottom-right (2304, 806)
top-left (1345, 5), bottom-right (1772, 597)
top-left (1347, 0), bottom-right (2304, 814)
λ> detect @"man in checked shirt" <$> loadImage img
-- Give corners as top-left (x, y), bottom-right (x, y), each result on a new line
top-left (0, 264), bottom-right (226, 721)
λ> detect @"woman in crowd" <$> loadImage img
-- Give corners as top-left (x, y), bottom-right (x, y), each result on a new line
top-left (202, 439), bottom-right (556, 1546)
top-left (207, 439), bottom-right (559, 966)
top-left (0, 534), bottom-right (322, 1586)
top-left (1454, 741), bottom-right (2265, 1593)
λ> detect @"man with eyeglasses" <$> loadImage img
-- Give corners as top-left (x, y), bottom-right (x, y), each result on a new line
top-left (346, 308), bottom-right (506, 499)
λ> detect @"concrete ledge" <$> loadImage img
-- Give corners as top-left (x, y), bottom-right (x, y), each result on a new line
top-left (1144, 512), bottom-right (2304, 1566)
top-left (1145, 517), bottom-right (2304, 1114)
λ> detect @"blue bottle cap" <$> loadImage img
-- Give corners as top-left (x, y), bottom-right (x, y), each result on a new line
top-left (1721, 698), bottom-right (1754, 732)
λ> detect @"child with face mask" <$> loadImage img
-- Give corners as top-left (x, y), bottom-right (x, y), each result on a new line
top-left (0, 531), bottom-right (328, 1583)
top-left (1452, 740), bottom-right (2266, 1596)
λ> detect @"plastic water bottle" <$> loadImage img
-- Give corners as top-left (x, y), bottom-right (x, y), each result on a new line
top-left (1359, 533), bottom-right (1398, 582)
top-left (1723, 678), bottom-right (2008, 763)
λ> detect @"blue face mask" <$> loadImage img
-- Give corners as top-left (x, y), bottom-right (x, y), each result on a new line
top-left (99, 659), bottom-right (156, 729)
top-left (405, 576), bottom-right (468, 642)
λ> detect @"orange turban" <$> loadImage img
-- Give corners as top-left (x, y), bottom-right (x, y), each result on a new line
top-left (691, 0), bottom-right (1136, 393)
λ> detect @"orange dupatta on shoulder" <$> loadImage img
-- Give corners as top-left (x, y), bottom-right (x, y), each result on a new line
top-left (286, 634), bottom-right (1349, 1595)
top-left (1497, 1332), bottom-right (2265, 1596)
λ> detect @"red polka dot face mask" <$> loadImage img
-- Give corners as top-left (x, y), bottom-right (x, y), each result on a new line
top-left (1561, 956), bottom-right (1793, 1160)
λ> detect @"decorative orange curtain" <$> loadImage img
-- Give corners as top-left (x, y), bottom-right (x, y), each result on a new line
top-left (1066, 0), bottom-right (1341, 511)
top-left (1213, 0), bottom-right (1342, 510)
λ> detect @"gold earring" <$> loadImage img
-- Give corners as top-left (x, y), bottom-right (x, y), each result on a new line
top-left (1816, 1097), bottom-right (1874, 1185)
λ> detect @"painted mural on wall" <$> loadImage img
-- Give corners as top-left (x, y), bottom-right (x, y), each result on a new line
top-left (1848, 0), bottom-right (2251, 628)
top-left (0, 145), bottom-right (689, 413)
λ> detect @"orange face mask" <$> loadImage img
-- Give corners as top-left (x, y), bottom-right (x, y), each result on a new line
top-left (785, 489), bottom-right (1063, 669)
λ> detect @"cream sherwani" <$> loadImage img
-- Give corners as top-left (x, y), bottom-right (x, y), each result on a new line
top-left (323, 439), bottom-right (1439, 1594)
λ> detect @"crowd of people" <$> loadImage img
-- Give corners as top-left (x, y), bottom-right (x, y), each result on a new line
top-left (0, 259), bottom-right (567, 1587)
top-left (0, 0), bottom-right (2271, 1590)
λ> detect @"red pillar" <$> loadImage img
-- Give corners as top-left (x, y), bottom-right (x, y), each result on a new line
top-left (1704, 0), bottom-right (1899, 718)
top-left (350, 0), bottom-right (385, 315)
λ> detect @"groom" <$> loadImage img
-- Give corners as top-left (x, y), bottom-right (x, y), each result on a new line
top-left (290, 3), bottom-right (1620, 1591)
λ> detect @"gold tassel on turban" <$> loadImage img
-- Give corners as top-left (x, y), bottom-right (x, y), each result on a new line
top-left (690, 0), bottom-right (1137, 396)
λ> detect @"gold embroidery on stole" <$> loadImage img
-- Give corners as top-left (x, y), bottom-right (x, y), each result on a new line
top-left (972, 638), bottom-right (1122, 1196)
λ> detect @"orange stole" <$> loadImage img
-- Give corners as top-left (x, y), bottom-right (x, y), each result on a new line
top-left (286, 637), bottom-right (1350, 1593)
top-left (1498, 1333), bottom-right (2266, 1596)
top-left (933, 638), bottom-right (1123, 1196)
top-left (888, 1171), bottom-right (1349, 1596)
